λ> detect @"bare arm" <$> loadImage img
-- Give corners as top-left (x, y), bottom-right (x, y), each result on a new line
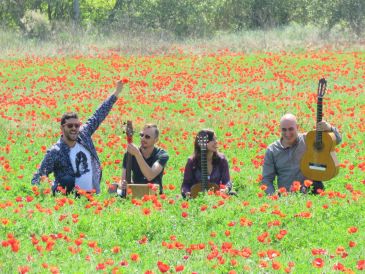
top-left (134, 154), bottom-right (164, 181)
top-left (317, 121), bottom-right (342, 144)
top-left (127, 144), bottom-right (164, 181)
top-left (121, 168), bottom-right (126, 182)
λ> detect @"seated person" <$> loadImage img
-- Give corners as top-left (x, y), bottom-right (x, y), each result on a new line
top-left (118, 124), bottom-right (169, 195)
top-left (181, 129), bottom-right (232, 198)
top-left (261, 113), bottom-right (342, 195)
top-left (31, 81), bottom-right (124, 195)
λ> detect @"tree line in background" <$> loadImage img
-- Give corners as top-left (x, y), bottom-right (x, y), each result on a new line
top-left (1, 0), bottom-right (364, 39)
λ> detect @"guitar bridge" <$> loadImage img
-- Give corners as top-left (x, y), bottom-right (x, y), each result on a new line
top-left (309, 163), bottom-right (327, 171)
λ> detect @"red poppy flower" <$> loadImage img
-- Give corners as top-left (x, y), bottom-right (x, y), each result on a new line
top-left (157, 261), bottom-right (170, 273)
top-left (357, 260), bottom-right (365, 270)
top-left (312, 258), bottom-right (324, 268)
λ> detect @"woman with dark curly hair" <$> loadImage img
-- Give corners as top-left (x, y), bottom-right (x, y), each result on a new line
top-left (181, 129), bottom-right (232, 198)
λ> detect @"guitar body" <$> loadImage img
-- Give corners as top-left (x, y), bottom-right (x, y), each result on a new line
top-left (300, 78), bottom-right (339, 182)
top-left (128, 183), bottom-right (158, 198)
top-left (190, 183), bottom-right (219, 198)
top-left (301, 131), bottom-right (339, 181)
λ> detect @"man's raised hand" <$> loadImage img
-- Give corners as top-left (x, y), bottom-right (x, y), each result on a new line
top-left (114, 80), bottom-right (124, 97)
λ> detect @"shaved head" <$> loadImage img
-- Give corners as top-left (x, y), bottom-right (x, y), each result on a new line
top-left (280, 113), bottom-right (299, 147)
top-left (280, 113), bottom-right (297, 125)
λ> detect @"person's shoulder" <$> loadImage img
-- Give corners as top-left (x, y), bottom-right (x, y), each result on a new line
top-left (185, 155), bottom-right (196, 169)
top-left (187, 155), bottom-right (195, 162)
top-left (48, 139), bottom-right (63, 152)
top-left (267, 139), bottom-right (281, 150)
top-left (217, 152), bottom-right (227, 160)
top-left (78, 127), bottom-right (92, 139)
top-left (155, 147), bottom-right (168, 156)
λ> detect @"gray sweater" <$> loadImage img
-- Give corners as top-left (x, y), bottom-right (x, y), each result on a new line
top-left (261, 128), bottom-right (342, 195)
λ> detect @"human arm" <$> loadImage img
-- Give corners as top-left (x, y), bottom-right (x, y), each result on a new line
top-left (113, 80), bottom-right (124, 98)
top-left (31, 150), bottom-right (55, 185)
top-left (181, 158), bottom-right (195, 197)
top-left (120, 153), bottom-right (128, 188)
top-left (220, 156), bottom-right (232, 192)
top-left (261, 148), bottom-right (276, 195)
top-left (317, 121), bottom-right (342, 144)
top-left (127, 144), bottom-right (168, 181)
top-left (81, 80), bottom-right (123, 136)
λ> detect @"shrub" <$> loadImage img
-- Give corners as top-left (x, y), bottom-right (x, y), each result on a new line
top-left (20, 10), bottom-right (51, 40)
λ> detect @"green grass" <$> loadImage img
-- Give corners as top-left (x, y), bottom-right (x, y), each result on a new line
top-left (0, 48), bottom-right (365, 273)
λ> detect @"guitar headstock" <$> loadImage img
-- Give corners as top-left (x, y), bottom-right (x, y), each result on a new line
top-left (124, 120), bottom-right (134, 144)
top-left (317, 78), bottom-right (327, 98)
top-left (197, 132), bottom-right (208, 151)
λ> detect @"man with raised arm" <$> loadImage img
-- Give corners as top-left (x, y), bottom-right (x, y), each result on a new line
top-left (31, 80), bottom-right (124, 195)
top-left (261, 113), bottom-right (341, 195)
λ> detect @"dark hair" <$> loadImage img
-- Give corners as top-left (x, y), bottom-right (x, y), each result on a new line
top-left (143, 123), bottom-right (159, 138)
top-left (61, 112), bottom-right (79, 125)
top-left (192, 129), bottom-right (220, 168)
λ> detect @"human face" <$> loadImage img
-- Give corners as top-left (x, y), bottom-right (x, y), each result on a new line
top-left (280, 118), bottom-right (298, 146)
top-left (140, 127), bottom-right (157, 149)
top-left (61, 118), bottom-right (81, 143)
top-left (206, 135), bottom-right (218, 153)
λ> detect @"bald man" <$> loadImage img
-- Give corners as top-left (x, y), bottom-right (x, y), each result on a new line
top-left (261, 113), bottom-right (342, 195)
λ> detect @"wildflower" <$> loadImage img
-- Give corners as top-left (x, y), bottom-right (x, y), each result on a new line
top-left (157, 261), bottom-right (170, 273)
top-left (357, 260), bottom-right (365, 270)
top-left (304, 180), bottom-right (313, 187)
top-left (348, 226), bottom-right (358, 234)
top-left (349, 241), bottom-right (356, 248)
top-left (272, 261), bottom-right (281, 270)
top-left (312, 258), bottom-right (324, 268)
top-left (112, 246), bottom-right (120, 253)
top-left (130, 253), bottom-right (139, 261)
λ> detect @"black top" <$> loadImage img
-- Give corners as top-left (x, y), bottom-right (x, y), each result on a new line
top-left (122, 147), bottom-right (169, 193)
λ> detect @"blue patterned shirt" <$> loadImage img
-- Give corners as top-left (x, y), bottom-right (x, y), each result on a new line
top-left (31, 95), bottom-right (118, 193)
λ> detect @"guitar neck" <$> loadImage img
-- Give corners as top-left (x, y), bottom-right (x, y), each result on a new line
top-left (201, 149), bottom-right (208, 191)
top-left (125, 152), bottom-right (133, 184)
top-left (315, 97), bottom-right (323, 146)
top-left (121, 121), bottom-right (133, 198)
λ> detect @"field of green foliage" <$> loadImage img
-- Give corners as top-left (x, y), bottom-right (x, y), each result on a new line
top-left (0, 48), bottom-right (365, 273)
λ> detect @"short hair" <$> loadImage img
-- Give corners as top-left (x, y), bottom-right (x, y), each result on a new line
top-left (143, 123), bottom-right (159, 138)
top-left (61, 112), bottom-right (79, 125)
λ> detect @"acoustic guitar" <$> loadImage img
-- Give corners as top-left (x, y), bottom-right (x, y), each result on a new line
top-left (120, 121), bottom-right (158, 198)
top-left (190, 132), bottom-right (219, 198)
top-left (300, 78), bottom-right (339, 181)
top-left (120, 120), bottom-right (133, 198)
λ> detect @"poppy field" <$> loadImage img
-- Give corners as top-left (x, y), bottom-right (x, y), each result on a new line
top-left (1, 48), bottom-right (365, 273)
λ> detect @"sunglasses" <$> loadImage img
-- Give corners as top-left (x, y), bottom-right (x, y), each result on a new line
top-left (281, 127), bottom-right (295, 132)
top-left (139, 132), bottom-right (152, 139)
top-left (63, 123), bottom-right (81, 129)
